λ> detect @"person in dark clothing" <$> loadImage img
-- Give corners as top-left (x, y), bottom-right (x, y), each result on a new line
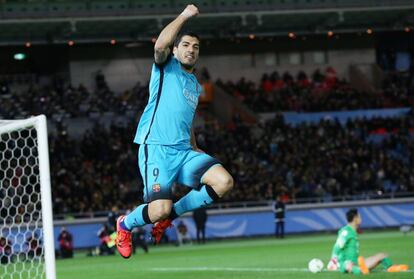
top-left (97, 224), bottom-right (115, 255)
top-left (0, 237), bottom-right (13, 264)
top-left (26, 233), bottom-right (42, 258)
top-left (273, 195), bottom-right (285, 238)
top-left (193, 207), bottom-right (208, 244)
top-left (132, 227), bottom-right (148, 254)
top-left (176, 221), bottom-right (192, 245)
top-left (57, 227), bottom-right (73, 258)
top-left (107, 206), bottom-right (119, 232)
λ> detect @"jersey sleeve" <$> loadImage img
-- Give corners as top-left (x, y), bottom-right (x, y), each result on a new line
top-left (331, 229), bottom-right (350, 258)
top-left (154, 55), bottom-right (180, 73)
top-left (335, 229), bottom-right (350, 249)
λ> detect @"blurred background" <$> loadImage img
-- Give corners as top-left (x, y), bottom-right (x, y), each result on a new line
top-left (0, 0), bottom-right (414, 253)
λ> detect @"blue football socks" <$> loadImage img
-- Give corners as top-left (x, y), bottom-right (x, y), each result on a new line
top-left (123, 204), bottom-right (151, 230)
top-left (172, 185), bottom-right (219, 218)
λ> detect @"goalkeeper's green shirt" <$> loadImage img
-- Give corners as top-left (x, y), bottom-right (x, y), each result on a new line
top-left (331, 225), bottom-right (359, 265)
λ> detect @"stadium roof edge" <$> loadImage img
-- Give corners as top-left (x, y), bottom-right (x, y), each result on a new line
top-left (1, 4), bottom-right (414, 24)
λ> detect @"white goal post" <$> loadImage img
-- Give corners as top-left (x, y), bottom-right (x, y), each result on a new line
top-left (0, 115), bottom-right (56, 279)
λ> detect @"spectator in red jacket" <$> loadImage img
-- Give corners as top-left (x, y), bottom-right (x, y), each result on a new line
top-left (58, 227), bottom-right (73, 258)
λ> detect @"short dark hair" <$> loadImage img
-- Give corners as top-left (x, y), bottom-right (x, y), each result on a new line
top-left (346, 208), bottom-right (359, 222)
top-left (174, 31), bottom-right (200, 47)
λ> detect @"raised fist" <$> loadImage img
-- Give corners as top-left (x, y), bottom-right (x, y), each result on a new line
top-left (181, 4), bottom-right (199, 18)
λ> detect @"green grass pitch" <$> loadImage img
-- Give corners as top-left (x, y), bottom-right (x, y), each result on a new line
top-left (2, 231), bottom-right (414, 278)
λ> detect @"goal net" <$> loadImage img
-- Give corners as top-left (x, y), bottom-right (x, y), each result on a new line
top-left (0, 115), bottom-right (56, 279)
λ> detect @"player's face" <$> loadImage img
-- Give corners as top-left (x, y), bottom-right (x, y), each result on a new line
top-left (173, 35), bottom-right (200, 71)
top-left (355, 214), bottom-right (362, 226)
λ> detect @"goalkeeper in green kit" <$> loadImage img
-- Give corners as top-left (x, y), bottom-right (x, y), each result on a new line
top-left (327, 208), bottom-right (409, 274)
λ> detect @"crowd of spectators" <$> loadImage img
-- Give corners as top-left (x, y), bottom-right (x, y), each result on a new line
top-left (50, 122), bottom-right (141, 215)
top-left (196, 113), bottom-right (414, 203)
top-left (47, 111), bottom-right (414, 215)
top-left (1, 67), bottom-right (413, 120)
top-left (2, 70), bottom-right (414, 216)
top-left (0, 74), bottom-right (148, 119)
top-left (217, 67), bottom-right (414, 112)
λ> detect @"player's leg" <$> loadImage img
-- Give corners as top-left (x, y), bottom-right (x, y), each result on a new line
top-left (122, 145), bottom-right (175, 228)
top-left (201, 164), bottom-right (234, 197)
top-left (116, 145), bottom-right (175, 257)
top-left (364, 252), bottom-right (388, 270)
top-left (170, 151), bottom-right (233, 218)
top-left (147, 199), bottom-right (173, 222)
top-left (362, 252), bottom-right (409, 272)
top-left (151, 151), bottom-right (233, 243)
top-left (344, 260), bottom-right (365, 275)
top-left (364, 252), bottom-right (409, 272)
top-left (358, 252), bottom-right (409, 273)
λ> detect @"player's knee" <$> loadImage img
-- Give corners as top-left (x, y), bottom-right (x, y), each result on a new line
top-left (345, 262), bottom-right (353, 273)
top-left (221, 173), bottom-right (234, 191)
top-left (149, 203), bottom-right (171, 222)
top-left (379, 252), bottom-right (388, 259)
top-left (152, 208), bottom-right (171, 221)
top-left (215, 174), bottom-right (234, 197)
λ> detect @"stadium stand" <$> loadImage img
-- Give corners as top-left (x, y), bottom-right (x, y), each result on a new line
top-left (217, 69), bottom-right (414, 112)
top-left (1, 71), bottom-right (414, 217)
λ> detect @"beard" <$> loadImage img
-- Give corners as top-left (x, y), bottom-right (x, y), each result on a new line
top-left (180, 61), bottom-right (195, 71)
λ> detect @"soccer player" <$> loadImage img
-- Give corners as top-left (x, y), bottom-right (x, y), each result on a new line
top-left (115, 4), bottom-right (234, 259)
top-left (327, 208), bottom-right (409, 274)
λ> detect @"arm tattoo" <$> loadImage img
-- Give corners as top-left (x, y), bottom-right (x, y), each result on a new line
top-left (154, 48), bottom-right (170, 65)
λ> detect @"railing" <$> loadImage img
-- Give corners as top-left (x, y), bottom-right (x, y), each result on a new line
top-left (53, 191), bottom-right (414, 220)
top-left (0, 73), bottom-right (37, 85)
top-left (50, 196), bottom-right (414, 248)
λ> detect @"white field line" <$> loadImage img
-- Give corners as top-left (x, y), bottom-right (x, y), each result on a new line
top-left (149, 267), bottom-right (414, 273)
top-left (151, 267), bottom-right (311, 272)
